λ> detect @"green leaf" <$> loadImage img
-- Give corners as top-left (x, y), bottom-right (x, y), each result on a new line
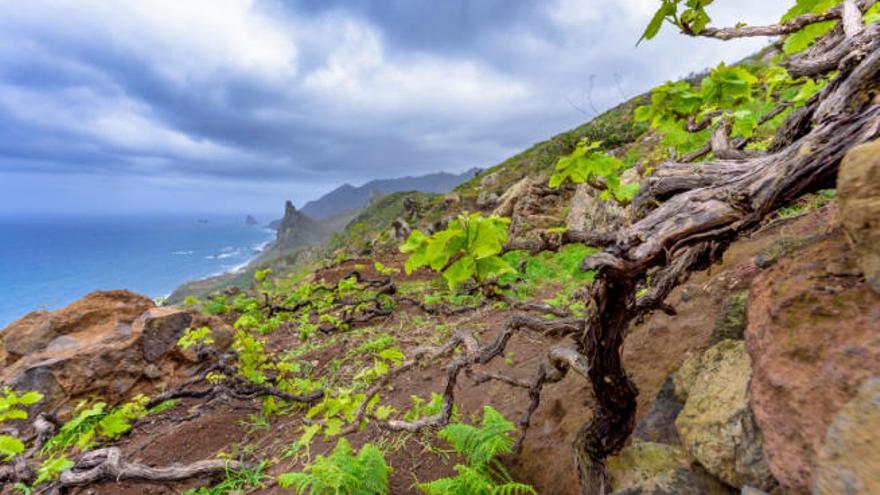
top-left (0, 435), bottom-right (24, 460)
top-left (475, 257), bottom-right (515, 283)
top-left (866, 3), bottom-right (880, 24)
top-left (399, 229), bottom-right (427, 253)
top-left (2, 410), bottom-right (27, 421)
top-left (443, 255), bottom-right (476, 290)
top-left (792, 79), bottom-right (823, 104)
top-left (781, 0), bottom-right (838, 22)
top-left (324, 417), bottom-right (343, 437)
top-left (18, 391), bottom-right (44, 406)
top-left (377, 347), bottom-right (405, 364)
top-left (783, 20), bottom-right (836, 54)
top-left (640, 1), bottom-right (676, 44)
top-left (33, 455), bottom-right (75, 486)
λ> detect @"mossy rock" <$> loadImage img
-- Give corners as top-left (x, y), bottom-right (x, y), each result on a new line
top-left (607, 441), bottom-right (689, 491)
top-left (754, 236), bottom-right (815, 269)
top-left (710, 292), bottom-right (748, 344)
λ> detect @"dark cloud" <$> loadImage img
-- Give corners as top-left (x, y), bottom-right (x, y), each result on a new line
top-left (0, 0), bottom-right (781, 213)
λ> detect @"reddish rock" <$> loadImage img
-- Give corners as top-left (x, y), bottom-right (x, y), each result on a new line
top-left (746, 232), bottom-right (880, 493)
top-left (0, 291), bottom-right (195, 416)
top-left (1, 290), bottom-right (154, 366)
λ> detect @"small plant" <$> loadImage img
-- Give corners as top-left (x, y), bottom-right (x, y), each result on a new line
top-left (33, 455), bottom-right (75, 486)
top-left (402, 393), bottom-right (454, 423)
top-left (177, 327), bottom-right (215, 350)
top-left (401, 212), bottom-right (514, 290)
top-left (374, 261), bottom-right (399, 276)
top-left (0, 388), bottom-right (43, 460)
top-left (278, 438), bottom-right (391, 495)
top-left (548, 140), bottom-right (639, 204)
top-left (183, 462), bottom-right (268, 495)
top-left (417, 406), bottom-right (536, 495)
top-left (202, 295), bottom-right (229, 316)
top-left (183, 295), bottom-right (199, 306)
top-left (503, 352), bottom-right (515, 366)
top-left (42, 396), bottom-right (149, 454)
top-left (281, 424), bottom-right (322, 462)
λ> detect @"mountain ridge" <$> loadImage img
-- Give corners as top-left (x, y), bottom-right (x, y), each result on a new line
top-left (298, 168), bottom-right (480, 220)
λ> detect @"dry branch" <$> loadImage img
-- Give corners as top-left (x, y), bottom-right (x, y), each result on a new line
top-left (57, 447), bottom-right (246, 488)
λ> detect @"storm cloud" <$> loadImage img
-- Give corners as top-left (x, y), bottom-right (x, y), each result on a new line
top-left (0, 0), bottom-right (784, 214)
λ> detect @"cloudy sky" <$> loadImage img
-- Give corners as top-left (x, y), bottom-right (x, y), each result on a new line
top-left (0, 0), bottom-right (784, 215)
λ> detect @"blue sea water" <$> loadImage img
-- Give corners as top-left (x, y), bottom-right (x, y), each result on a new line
top-left (0, 214), bottom-right (275, 328)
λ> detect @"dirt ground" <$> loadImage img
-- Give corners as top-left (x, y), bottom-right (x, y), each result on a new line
top-left (63, 206), bottom-right (836, 495)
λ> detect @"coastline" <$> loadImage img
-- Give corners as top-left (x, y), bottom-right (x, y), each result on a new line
top-left (0, 214), bottom-right (276, 328)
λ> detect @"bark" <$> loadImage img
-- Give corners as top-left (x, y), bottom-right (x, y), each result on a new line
top-left (57, 447), bottom-right (246, 488)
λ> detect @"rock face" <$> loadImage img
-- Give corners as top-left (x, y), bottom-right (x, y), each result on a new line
top-left (564, 167), bottom-right (638, 233)
top-left (674, 340), bottom-right (775, 490)
top-left (607, 441), bottom-right (688, 491)
top-left (837, 139), bottom-right (880, 292)
top-left (812, 376), bottom-right (880, 494)
top-left (746, 233), bottom-right (880, 493)
top-left (245, 214), bottom-right (258, 226)
top-left (709, 292), bottom-right (747, 344)
top-left (564, 182), bottom-right (626, 234)
top-left (609, 467), bottom-right (732, 495)
top-left (274, 201), bottom-right (330, 251)
top-left (634, 376), bottom-right (683, 445)
top-left (492, 178), bottom-right (530, 217)
top-left (0, 291), bottom-right (195, 415)
top-left (1, 290), bottom-right (154, 366)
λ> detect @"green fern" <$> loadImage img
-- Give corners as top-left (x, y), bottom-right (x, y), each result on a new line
top-left (418, 406), bottom-right (536, 495)
top-left (278, 438), bottom-right (391, 495)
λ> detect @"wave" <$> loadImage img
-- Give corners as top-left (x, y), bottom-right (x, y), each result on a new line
top-left (252, 239), bottom-right (272, 252)
top-left (172, 250), bottom-right (194, 255)
top-left (206, 250), bottom-right (241, 260)
top-left (202, 230), bottom-right (275, 278)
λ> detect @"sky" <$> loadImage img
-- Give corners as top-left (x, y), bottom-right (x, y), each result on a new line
top-left (0, 0), bottom-right (785, 216)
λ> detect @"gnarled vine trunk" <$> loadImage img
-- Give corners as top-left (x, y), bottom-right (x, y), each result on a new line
top-left (571, 4), bottom-right (880, 493)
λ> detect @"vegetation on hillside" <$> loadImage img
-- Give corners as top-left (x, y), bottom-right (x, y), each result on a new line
top-left (3, 1), bottom-right (879, 494)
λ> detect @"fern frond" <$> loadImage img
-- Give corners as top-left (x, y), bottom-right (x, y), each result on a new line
top-left (278, 438), bottom-right (390, 495)
top-left (418, 407), bottom-right (536, 495)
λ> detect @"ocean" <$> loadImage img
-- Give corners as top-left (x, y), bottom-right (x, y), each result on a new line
top-left (0, 213), bottom-right (275, 328)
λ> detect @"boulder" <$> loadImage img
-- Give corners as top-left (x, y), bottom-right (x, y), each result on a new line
top-left (476, 190), bottom-right (499, 209)
top-left (479, 171), bottom-right (500, 188)
top-left (0, 292), bottom-right (195, 415)
top-left (565, 168), bottom-right (638, 233)
top-left (607, 441), bottom-right (688, 491)
top-left (1, 290), bottom-right (154, 366)
top-left (812, 377), bottom-right (880, 494)
top-left (634, 376), bottom-right (683, 445)
top-left (746, 233), bottom-right (880, 492)
top-left (609, 467), bottom-right (733, 495)
top-left (837, 139), bottom-right (880, 292)
top-left (492, 177), bottom-right (530, 218)
top-left (674, 340), bottom-right (775, 490)
top-left (138, 307), bottom-right (193, 362)
top-left (564, 182), bottom-right (627, 234)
